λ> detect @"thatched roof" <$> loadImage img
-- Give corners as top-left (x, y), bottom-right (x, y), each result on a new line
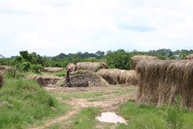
top-left (25, 75), bottom-right (45, 87)
top-left (43, 67), bottom-right (64, 72)
top-left (0, 72), bottom-right (3, 89)
top-left (56, 70), bottom-right (108, 87)
top-left (183, 54), bottom-right (193, 60)
top-left (131, 55), bottom-right (158, 70)
top-left (76, 62), bottom-right (109, 72)
top-left (136, 59), bottom-right (193, 108)
top-left (97, 69), bottom-right (139, 85)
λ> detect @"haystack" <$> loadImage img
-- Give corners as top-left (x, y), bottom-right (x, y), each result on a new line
top-left (183, 54), bottom-right (193, 60)
top-left (75, 62), bottom-right (109, 72)
top-left (25, 75), bottom-right (45, 87)
top-left (43, 67), bottom-right (64, 72)
top-left (136, 59), bottom-right (193, 108)
top-left (42, 75), bottom-right (63, 85)
top-left (56, 70), bottom-right (108, 87)
top-left (64, 63), bottom-right (76, 71)
top-left (131, 55), bottom-right (158, 70)
top-left (0, 72), bottom-right (3, 89)
top-left (97, 69), bottom-right (139, 85)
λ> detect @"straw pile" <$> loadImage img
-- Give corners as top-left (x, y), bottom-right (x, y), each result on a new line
top-left (25, 75), bottom-right (45, 87)
top-left (136, 59), bottom-right (193, 108)
top-left (131, 55), bottom-right (158, 70)
top-left (42, 75), bottom-right (63, 85)
top-left (97, 69), bottom-right (139, 85)
top-left (64, 63), bottom-right (76, 71)
top-left (57, 70), bottom-right (108, 87)
top-left (0, 72), bottom-right (3, 89)
top-left (75, 62), bottom-right (109, 71)
top-left (183, 54), bottom-right (193, 60)
top-left (43, 67), bottom-right (64, 72)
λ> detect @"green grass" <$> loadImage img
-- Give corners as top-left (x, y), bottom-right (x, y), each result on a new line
top-left (69, 107), bottom-right (101, 129)
top-left (116, 102), bottom-right (193, 129)
top-left (54, 70), bottom-right (66, 77)
top-left (0, 78), bottom-right (69, 129)
top-left (52, 91), bottom-right (111, 100)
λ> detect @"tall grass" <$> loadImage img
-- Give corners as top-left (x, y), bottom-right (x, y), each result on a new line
top-left (0, 78), bottom-right (68, 129)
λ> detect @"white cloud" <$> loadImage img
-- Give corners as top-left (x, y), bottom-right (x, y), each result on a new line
top-left (0, 0), bottom-right (193, 57)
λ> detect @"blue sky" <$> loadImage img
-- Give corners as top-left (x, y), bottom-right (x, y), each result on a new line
top-left (0, 0), bottom-right (193, 57)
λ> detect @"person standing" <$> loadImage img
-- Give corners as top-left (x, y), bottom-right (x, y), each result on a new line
top-left (66, 67), bottom-right (71, 83)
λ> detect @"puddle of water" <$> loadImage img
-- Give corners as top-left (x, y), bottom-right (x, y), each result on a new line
top-left (95, 112), bottom-right (127, 124)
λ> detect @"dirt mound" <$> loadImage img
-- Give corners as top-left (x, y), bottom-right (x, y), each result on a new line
top-left (0, 72), bottom-right (3, 89)
top-left (25, 75), bottom-right (45, 87)
top-left (183, 54), bottom-right (193, 60)
top-left (131, 55), bottom-right (158, 70)
top-left (42, 75), bottom-right (63, 85)
top-left (57, 70), bottom-right (108, 87)
top-left (97, 69), bottom-right (139, 85)
top-left (136, 59), bottom-right (193, 108)
top-left (43, 67), bottom-right (64, 72)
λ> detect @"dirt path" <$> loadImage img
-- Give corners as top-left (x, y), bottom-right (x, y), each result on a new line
top-left (30, 85), bottom-right (138, 129)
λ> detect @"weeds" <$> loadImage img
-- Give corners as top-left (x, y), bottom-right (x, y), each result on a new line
top-left (164, 95), bottom-right (184, 129)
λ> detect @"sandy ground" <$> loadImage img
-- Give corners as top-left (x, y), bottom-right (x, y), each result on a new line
top-left (30, 85), bottom-right (139, 129)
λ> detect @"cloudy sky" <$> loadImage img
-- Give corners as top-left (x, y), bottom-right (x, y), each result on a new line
top-left (0, 0), bottom-right (193, 57)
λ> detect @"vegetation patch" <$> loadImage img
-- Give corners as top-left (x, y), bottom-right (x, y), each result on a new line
top-left (0, 78), bottom-right (69, 129)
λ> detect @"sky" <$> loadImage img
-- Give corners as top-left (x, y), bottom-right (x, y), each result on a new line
top-left (0, 0), bottom-right (193, 57)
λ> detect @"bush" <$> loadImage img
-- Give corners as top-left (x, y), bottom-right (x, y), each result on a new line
top-left (31, 64), bottom-right (44, 73)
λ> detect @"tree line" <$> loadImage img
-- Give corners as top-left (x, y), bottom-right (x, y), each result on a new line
top-left (0, 49), bottom-right (193, 72)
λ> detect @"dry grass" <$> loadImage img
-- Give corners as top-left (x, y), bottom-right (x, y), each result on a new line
top-left (97, 69), bottom-right (139, 85)
top-left (75, 62), bottom-right (109, 71)
top-left (64, 63), bottom-right (76, 71)
top-left (135, 59), bottom-right (193, 108)
top-left (0, 72), bottom-right (3, 89)
top-left (0, 65), bottom-right (12, 71)
top-left (183, 54), bottom-right (193, 60)
top-left (42, 75), bottom-right (63, 85)
top-left (131, 55), bottom-right (158, 70)
top-left (25, 75), bottom-right (45, 87)
top-left (43, 67), bottom-right (64, 72)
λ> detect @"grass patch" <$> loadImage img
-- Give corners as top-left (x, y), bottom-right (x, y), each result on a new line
top-left (52, 91), bottom-right (110, 100)
top-left (117, 102), bottom-right (193, 129)
top-left (0, 78), bottom-right (69, 129)
top-left (69, 107), bottom-right (100, 129)
top-left (54, 70), bottom-right (66, 77)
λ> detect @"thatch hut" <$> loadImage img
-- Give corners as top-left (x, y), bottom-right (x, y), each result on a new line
top-left (183, 54), bottom-right (193, 60)
top-left (131, 55), bottom-right (158, 70)
top-left (43, 67), bottom-right (64, 73)
top-left (56, 70), bottom-right (108, 87)
top-left (97, 69), bottom-right (139, 85)
top-left (0, 72), bottom-right (3, 89)
top-left (25, 75), bottom-right (45, 87)
top-left (75, 62), bottom-right (109, 72)
top-left (135, 59), bottom-right (193, 108)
